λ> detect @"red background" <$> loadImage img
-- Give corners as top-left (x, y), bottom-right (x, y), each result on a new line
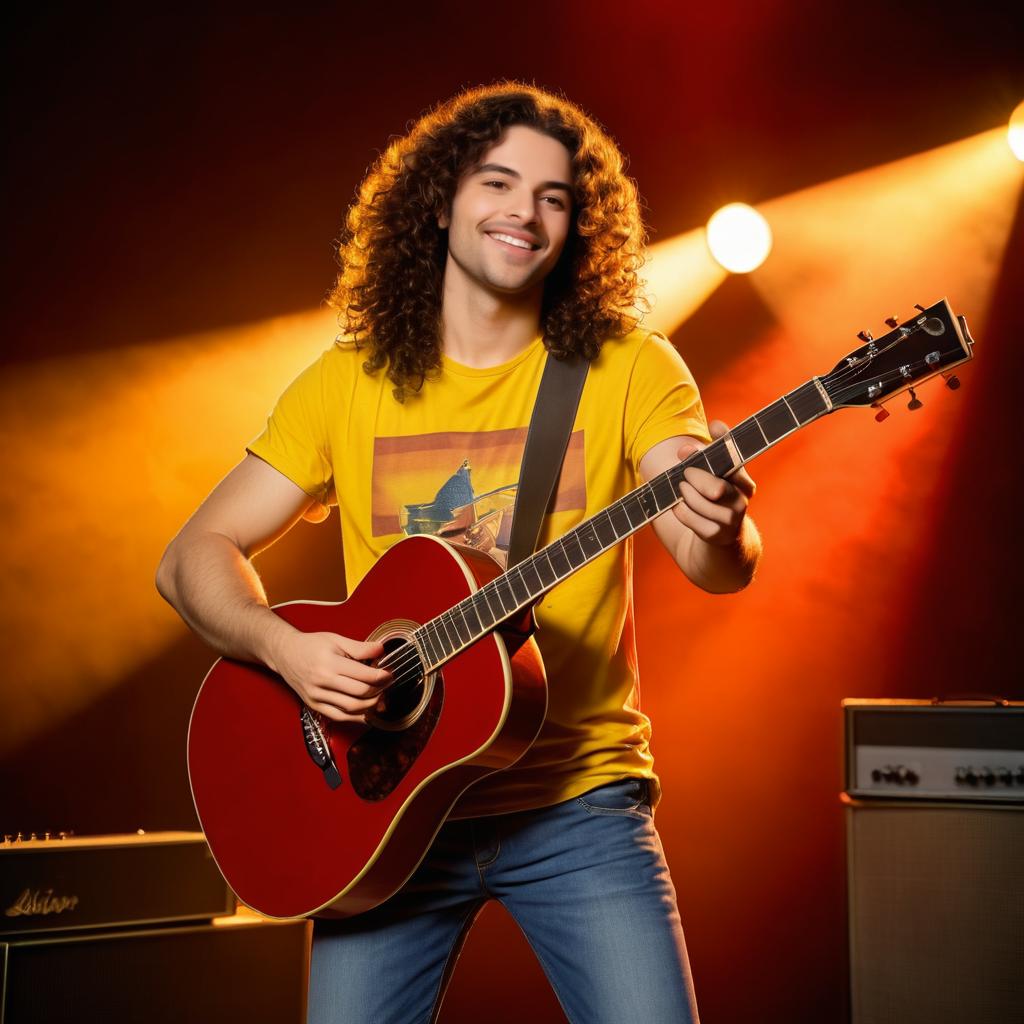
top-left (2, 5), bottom-right (1022, 1022)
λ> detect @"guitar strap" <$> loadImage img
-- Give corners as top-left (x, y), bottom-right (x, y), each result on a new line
top-left (506, 351), bottom-right (589, 569)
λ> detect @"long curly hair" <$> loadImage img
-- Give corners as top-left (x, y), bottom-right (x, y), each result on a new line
top-left (329, 82), bottom-right (648, 401)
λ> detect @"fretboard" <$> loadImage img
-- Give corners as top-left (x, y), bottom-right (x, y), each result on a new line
top-left (412, 376), bottom-right (832, 670)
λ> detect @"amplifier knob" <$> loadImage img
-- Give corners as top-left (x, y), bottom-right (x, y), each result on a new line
top-left (955, 767), bottom-right (967, 784)
top-left (964, 768), bottom-right (979, 786)
top-left (871, 768), bottom-right (883, 783)
top-left (997, 767), bottom-right (1012, 785)
top-left (1015, 767), bottom-right (1024, 785)
top-left (980, 768), bottom-right (996, 786)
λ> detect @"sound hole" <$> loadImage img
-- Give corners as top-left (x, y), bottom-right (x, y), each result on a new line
top-left (372, 637), bottom-right (425, 725)
top-left (346, 635), bottom-right (444, 801)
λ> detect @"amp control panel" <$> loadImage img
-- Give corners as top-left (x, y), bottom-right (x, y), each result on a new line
top-left (844, 700), bottom-right (1024, 803)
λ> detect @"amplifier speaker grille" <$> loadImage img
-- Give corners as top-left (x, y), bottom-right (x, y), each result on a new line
top-left (847, 803), bottom-right (1024, 1024)
top-left (1, 918), bottom-right (310, 1024)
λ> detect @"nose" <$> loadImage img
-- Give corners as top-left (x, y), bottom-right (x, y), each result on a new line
top-left (504, 185), bottom-right (540, 225)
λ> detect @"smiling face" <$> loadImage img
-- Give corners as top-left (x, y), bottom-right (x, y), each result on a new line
top-left (439, 124), bottom-right (574, 302)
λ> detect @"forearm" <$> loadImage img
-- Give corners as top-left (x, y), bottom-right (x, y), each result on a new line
top-left (673, 515), bottom-right (762, 594)
top-left (156, 531), bottom-right (295, 672)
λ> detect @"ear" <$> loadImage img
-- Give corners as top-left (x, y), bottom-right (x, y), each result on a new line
top-left (438, 208), bottom-right (450, 230)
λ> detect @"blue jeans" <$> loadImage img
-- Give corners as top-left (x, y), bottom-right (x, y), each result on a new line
top-left (307, 777), bottom-right (700, 1023)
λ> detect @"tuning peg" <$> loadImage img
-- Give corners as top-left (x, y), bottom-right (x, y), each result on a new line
top-left (857, 330), bottom-right (874, 343)
top-left (874, 405), bottom-right (890, 423)
top-left (907, 388), bottom-right (923, 411)
top-left (943, 374), bottom-right (961, 390)
top-left (884, 316), bottom-right (899, 328)
top-left (914, 304), bottom-right (926, 312)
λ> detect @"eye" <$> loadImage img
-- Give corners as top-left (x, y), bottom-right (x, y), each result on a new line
top-left (541, 195), bottom-right (567, 210)
top-left (483, 179), bottom-right (509, 189)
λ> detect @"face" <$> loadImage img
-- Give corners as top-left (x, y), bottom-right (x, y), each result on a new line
top-left (439, 124), bottom-right (574, 300)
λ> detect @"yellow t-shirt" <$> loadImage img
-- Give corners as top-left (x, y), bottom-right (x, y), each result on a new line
top-left (247, 327), bottom-right (709, 816)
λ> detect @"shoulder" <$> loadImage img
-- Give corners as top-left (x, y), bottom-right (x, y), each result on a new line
top-left (591, 325), bottom-right (689, 381)
top-left (304, 336), bottom-right (384, 396)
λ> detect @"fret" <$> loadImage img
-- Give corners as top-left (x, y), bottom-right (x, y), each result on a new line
top-left (624, 495), bottom-right (645, 528)
top-left (495, 580), bottom-right (516, 615)
top-left (651, 474), bottom-right (677, 511)
top-left (479, 583), bottom-right (503, 618)
top-left (758, 399), bottom-right (798, 443)
top-left (472, 591), bottom-right (495, 627)
top-left (436, 613), bottom-right (456, 651)
top-left (509, 569), bottom-right (531, 604)
top-left (609, 502), bottom-right (632, 536)
top-left (461, 600), bottom-right (482, 635)
top-left (548, 543), bottom-right (572, 577)
top-left (475, 585), bottom-right (499, 622)
top-left (576, 523), bottom-right (599, 555)
top-left (732, 419), bottom-right (766, 461)
top-left (703, 440), bottom-right (734, 477)
top-left (537, 552), bottom-right (558, 588)
top-left (781, 394), bottom-right (799, 425)
top-left (418, 626), bottom-right (439, 665)
top-left (788, 381), bottom-right (828, 424)
top-left (520, 559), bottom-right (545, 593)
top-left (594, 511), bottom-right (619, 546)
top-left (637, 485), bottom-right (659, 519)
top-left (447, 608), bottom-right (470, 646)
top-left (565, 531), bottom-right (587, 567)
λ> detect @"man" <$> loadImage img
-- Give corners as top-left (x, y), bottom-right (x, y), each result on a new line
top-left (158, 83), bottom-right (760, 1023)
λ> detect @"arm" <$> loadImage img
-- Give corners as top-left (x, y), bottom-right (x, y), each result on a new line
top-left (156, 453), bottom-right (390, 721)
top-left (639, 420), bottom-right (762, 594)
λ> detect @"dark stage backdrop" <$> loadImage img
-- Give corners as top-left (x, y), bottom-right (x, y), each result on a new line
top-left (3, 7), bottom-right (1022, 1023)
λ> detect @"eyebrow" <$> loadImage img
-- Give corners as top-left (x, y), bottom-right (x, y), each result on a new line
top-left (474, 163), bottom-right (573, 193)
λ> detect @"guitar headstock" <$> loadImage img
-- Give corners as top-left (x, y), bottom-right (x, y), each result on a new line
top-left (822, 299), bottom-right (975, 413)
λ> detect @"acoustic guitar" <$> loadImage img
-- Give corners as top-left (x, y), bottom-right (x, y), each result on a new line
top-left (187, 298), bottom-right (974, 919)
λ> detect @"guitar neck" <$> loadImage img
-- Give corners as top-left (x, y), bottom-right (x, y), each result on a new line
top-left (411, 376), bottom-right (833, 671)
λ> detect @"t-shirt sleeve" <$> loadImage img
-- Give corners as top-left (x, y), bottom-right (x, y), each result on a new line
top-left (625, 330), bottom-right (711, 474)
top-left (246, 353), bottom-right (334, 504)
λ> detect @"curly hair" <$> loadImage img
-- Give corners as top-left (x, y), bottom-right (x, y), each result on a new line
top-left (329, 82), bottom-right (648, 401)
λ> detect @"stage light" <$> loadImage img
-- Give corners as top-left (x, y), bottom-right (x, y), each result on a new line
top-left (643, 227), bottom-right (729, 335)
top-left (705, 203), bottom-right (773, 273)
top-left (0, 309), bottom-right (335, 756)
top-left (751, 128), bottom-right (1023, 351)
top-left (1009, 99), bottom-right (1024, 162)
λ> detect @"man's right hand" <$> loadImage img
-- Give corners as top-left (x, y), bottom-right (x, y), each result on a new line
top-left (157, 455), bottom-right (395, 719)
top-left (270, 631), bottom-right (393, 722)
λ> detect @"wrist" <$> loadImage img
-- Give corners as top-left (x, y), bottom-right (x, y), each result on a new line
top-left (253, 610), bottom-right (296, 675)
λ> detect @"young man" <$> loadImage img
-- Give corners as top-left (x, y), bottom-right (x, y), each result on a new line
top-left (158, 84), bottom-right (760, 1023)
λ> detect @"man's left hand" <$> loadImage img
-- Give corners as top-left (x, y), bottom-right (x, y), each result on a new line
top-left (671, 420), bottom-right (756, 546)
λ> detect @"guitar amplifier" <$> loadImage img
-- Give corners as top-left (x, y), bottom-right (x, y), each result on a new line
top-left (0, 831), bottom-right (234, 938)
top-left (0, 915), bottom-right (310, 1024)
top-left (842, 700), bottom-right (1024, 1024)
top-left (844, 699), bottom-right (1024, 802)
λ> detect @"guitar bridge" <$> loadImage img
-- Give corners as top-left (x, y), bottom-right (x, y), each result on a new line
top-left (300, 707), bottom-right (343, 790)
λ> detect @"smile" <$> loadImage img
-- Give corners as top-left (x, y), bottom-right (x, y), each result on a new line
top-left (487, 232), bottom-right (540, 251)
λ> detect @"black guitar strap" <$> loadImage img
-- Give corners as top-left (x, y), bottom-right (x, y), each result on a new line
top-left (506, 351), bottom-right (589, 570)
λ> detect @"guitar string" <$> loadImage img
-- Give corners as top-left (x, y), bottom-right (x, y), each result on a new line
top-left (370, 342), bottom-right (955, 692)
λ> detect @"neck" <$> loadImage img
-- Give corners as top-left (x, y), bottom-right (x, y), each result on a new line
top-left (440, 258), bottom-right (543, 368)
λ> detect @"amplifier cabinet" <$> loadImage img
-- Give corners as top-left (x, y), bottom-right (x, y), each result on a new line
top-left (846, 801), bottom-right (1024, 1024)
top-left (0, 916), bottom-right (310, 1024)
top-left (844, 701), bottom-right (1024, 1024)
top-left (0, 832), bottom-right (233, 938)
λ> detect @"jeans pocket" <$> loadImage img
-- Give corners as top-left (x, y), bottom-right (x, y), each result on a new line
top-left (575, 777), bottom-right (651, 817)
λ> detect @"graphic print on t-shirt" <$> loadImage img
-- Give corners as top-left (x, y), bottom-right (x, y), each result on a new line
top-left (372, 428), bottom-right (585, 568)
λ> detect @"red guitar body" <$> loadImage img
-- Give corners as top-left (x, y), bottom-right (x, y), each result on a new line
top-left (187, 534), bottom-right (547, 920)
